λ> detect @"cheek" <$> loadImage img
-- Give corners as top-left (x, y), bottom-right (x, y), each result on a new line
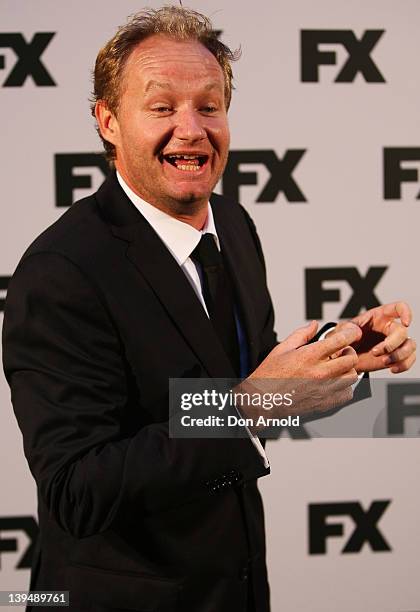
top-left (208, 120), bottom-right (230, 152)
top-left (118, 110), bottom-right (150, 144)
top-left (217, 128), bottom-right (230, 164)
top-left (217, 119), bottom-right (230, 148)
top-left (133, 122), bottom-right (175, 158)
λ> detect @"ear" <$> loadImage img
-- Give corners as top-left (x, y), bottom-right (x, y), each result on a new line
top-left (95, 100), bottom-right (120, 147)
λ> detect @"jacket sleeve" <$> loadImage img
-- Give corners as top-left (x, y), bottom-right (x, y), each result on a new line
top-left (2, 252), bottom-right (269, 538)
top-left (239, 205), bottom-right (278, 362)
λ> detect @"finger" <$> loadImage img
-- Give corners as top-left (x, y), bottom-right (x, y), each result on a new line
top-left (276, 320), bottom-right (318, 354)
top-left (372, 321), bottom-right (408, 356)
top-left (328, 370), bottom-right (359, 392)
top-left (317, 346), bottom-right (359, 379)
top-left (351, 310), bottom-right (373, 328)
top-left (330, 344), bottom-right (359, 360)
top-left (315, 324), bottom-right (362, 360)
top-left (380, 301), bottom-right (412, 327)
top-left (327, 323), bottom-right (362, 358)
top-left (383, 338), bottom-right (416, 366)
top-left (389, 352), bottom-right (416, 374)
top-left (321, 351), bottom-right (359, 379)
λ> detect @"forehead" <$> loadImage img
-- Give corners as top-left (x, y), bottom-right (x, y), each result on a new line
top-left (123, 34), bottom-right (225, 91)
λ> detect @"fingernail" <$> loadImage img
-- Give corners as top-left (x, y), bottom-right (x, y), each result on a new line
top-left (372, 347), bottom-right (380, 355)
top-left (383, 356), bottom-right (392, 365)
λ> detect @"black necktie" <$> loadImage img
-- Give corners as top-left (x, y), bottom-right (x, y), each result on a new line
top-left (191, 234), bottom-right (240, 375)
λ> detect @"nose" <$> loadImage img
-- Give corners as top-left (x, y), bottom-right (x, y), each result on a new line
top-left (173, 108), bottom-right (206, 142)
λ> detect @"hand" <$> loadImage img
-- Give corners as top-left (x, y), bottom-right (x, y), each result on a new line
top-left (238, 320), bottom-right (362, 426)
top-left (333, 302), bottom-right (416, 374)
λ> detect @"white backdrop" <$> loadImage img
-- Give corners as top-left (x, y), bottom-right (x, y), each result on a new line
top-left (1, 1), bottom-right (419, 610)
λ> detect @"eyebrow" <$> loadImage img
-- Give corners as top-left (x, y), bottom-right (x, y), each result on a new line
top-left (144, 80), bottom-right (223, 95)
top-left (144, 80), bottom-right (172, 94)
top-left (204, 82), bottom-right (223, 91)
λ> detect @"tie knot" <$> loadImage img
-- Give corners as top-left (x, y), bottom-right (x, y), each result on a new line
top-left (191, 233), bottom-right (221, 269)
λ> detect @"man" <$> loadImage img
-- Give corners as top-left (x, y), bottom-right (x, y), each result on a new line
top-left (2, 7), bottom-right (415, 612)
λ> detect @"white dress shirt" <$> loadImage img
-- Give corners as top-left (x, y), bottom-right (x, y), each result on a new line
top-left (116, 172), bottom-right (269, 468)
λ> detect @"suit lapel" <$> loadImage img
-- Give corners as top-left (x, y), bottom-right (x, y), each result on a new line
top-left (95, 173), bottom-right (236, 378)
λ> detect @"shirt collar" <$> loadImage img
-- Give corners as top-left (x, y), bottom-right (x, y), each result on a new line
top-left (116, 171), bottom-right (220, 265)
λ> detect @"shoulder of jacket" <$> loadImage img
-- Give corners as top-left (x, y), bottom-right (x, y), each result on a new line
top-left (20, 193), bottom-right (110, 265)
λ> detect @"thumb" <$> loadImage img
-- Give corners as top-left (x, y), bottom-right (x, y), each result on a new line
top-left (276, 320), bottom-right (319, 355)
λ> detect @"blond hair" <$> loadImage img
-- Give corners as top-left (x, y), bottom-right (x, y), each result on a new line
top-left (91, 6), bottom-right (240, 162)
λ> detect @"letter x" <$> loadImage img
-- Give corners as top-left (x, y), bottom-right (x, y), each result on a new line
top-left (301, 30), bottom-right (385, 82)
top-left (337, 30), bottom-right (385, 82)
top-left (344, 501), bottom-right (391, 552)
top-left (0, 32), bottom-right (56, 86)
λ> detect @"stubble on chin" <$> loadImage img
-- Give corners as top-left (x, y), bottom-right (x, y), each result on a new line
top-left (166, 192), bottom-right (209, 217)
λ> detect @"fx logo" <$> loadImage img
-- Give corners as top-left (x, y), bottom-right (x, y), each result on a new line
top-left (0, 276), bottom-right (10, 312)
top-left (301, 30), bottom-right (385, 82)
top-left (222, 150), bottom-right (307, 203)
top-left (383, 148), bottom-right (420, 200)
top-left (305, 266), bottom-right (387, 319)
top-left (0, 33), bottom-right (56, 86)
top-left (387, 383), bottom-right (420, 435)
top-left (308, 501), bottom-right (392, 554)
top-left (0, 516), bottom-right (38, 569)
top-left (55, 153), bottom-right (109, 207)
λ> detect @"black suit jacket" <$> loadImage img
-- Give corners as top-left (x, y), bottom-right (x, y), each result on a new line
top-left (2, 172), bottom-right (279, 612)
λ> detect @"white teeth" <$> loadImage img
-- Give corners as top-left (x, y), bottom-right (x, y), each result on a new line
top-left (167, 154), bottom-right (201, 159)
top-left (164, 153), bottom-right (205, 170)
top-left (178, 164), bottom-right (200, 171)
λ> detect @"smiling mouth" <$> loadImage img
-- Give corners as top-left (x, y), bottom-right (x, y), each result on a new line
top-left (160, 153), bottom-right (209, 172)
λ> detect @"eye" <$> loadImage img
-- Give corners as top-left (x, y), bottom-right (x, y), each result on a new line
top-left (201, 105), bottom-right (217, 114)
top-left (152, 106), bottom-right (172, 114)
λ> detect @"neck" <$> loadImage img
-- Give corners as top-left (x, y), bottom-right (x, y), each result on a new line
top-left (170, 206), bottom-right (208, 230)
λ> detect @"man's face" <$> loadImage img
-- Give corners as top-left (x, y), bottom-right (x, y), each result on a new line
top-left (104, 35), bottom-right (230, 216)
